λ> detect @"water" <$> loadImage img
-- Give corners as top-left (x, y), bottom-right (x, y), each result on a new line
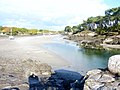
top-left (43, 35), bottom-right (120, 75)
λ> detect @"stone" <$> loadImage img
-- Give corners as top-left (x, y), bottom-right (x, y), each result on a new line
top-left (88, 73), bottom-right (102, 81)
top-left (84, 68), bottom-right (120, 90)
top-left (99, 85), bottom-right (114, 90)
top-left (1, 84), bottom-right (29, 90)
top-left (108, 55), bottom-right (120, 75)
top-left (55, 69), bottom-right (83, 81)
top-left (111, 81), bottom-right (120, 89)
top-left (0, 84), bottom-right (11, 90)
top-left (85, 79), bottom-right (104, 90)
top-left (17, 84), bottom-right (29, 90)
top-left (0, 58), bottom-right (52, 89)
top-left (99, 74), bottom-right (115, 83)
top-left (83, 85), bottom-right (90, 90)
top-left (86, 69), bottom-right (102, 76)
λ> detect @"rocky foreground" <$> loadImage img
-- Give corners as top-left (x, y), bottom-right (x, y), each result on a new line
top-left (0, 55), bottom-right (120, 90)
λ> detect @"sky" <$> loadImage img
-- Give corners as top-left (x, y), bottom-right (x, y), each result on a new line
top-left (0, 0), bottom-right (120, 30)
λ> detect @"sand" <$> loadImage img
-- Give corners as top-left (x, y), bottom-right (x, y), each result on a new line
top-left (0, 35), bottom-right (70, 70)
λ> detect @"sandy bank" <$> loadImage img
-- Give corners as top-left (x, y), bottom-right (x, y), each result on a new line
top-left (0, 35), bottom-right (70, 69)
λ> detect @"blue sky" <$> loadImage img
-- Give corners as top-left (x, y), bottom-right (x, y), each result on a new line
top-left (103, 0), bottom-right (120, 8)
top-left (0, 0), bottom-right (119, 30)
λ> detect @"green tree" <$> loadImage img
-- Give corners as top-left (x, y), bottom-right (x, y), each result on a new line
top-left (0, 26), bottom-right (3, 32)
top-left (64, 26), bottom-right (72, 33)
top-left (28, 29), bottom-right (38, 35)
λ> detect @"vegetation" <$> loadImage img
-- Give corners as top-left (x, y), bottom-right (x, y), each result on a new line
top-left (0, 26), bottom-right (58, 36)
top-left (64, 6), bottom-right (120, 35)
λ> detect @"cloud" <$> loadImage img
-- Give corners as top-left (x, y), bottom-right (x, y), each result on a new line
top-left (0, 0), bottom-right (109, 30)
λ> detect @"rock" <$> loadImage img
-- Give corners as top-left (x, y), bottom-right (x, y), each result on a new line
top-left (87, 69), bottom-right (102, 76)
top-left (103, 35), bottom-right (120, 45)
top-left (59, 70), bottom-right (83, 89)
top-left (39, 63), bottom-right (52, 75)
top-left (23, 59), bottom-right (52, 77)
top-left (84, 68), bottom-right (120, 90)
top-left (0, 84), bottom-right (11, 90)
top-left (70, 79), bottom-right (85, 90)
top-left (85, 79), bottom-right (104, 90)
top-left (0, 58), bottom-right (52, 88)
top-left (108, 55), bottom-right (120, 75)
top-left (55, 69), bottom-right (83, 81)
top-left (42, 72), bottom-right (50, 76)
top-left (17, 84), bottom-right (29, 90)
top-left (28, 74), bottom-right (44, 90)
top-left (99, 74), bottom-right (115, 83)
top-left (88, 73), bottom-right (102, 81)
top-left (1, 84), bottom-right (29, 90)
top-left (80, 40), bottom-right (103, 49)
top-left (99, 85), bottom-right (114, 90)
top-left (103, 38), bottom-right (113, 44)
top-left (88, 32), bottom-right (97, 37)
top-left (99, 81), bottom-right (120, 90)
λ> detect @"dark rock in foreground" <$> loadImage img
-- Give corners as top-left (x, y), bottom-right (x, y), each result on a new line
top-left (28, 69), bottom-right (84, 90)
top-left (45, 69), bottom-right (84, 90)
top-left (55, 69), bottom-right (83, 81)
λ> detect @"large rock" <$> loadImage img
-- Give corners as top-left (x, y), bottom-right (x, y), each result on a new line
top-left (84, 55), bottom-right (120, 90)
top-left (108, 55), bottom-right (120, 75)
top-left (55, 69), bottom-right (83, 81)
top-left (84, 68), bottom-right (120, 90)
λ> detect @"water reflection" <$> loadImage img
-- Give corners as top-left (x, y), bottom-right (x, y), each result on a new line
top-left (82, 48), bottom-right (120, 60)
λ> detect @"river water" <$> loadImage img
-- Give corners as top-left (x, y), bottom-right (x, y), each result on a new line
top-left (43, 35), bottom-right (120, 75)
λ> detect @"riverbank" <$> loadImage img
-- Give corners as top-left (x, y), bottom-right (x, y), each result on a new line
top-left (65, 33), bottom-right (120, 50)
top-left (0, 35), bottom-right (120, 90)
top-left (0, 35), bottom-right (70, 69)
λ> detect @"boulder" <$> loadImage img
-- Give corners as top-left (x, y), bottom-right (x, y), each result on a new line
top-left (108, 55), bottom-right (120, 75)
top-left (55, 69), bottom-right (83, 81)
top-left (84, 68), bottom-right (120, 90)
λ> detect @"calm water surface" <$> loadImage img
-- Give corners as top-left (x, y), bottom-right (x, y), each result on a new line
top-left (43, 35), bottom-right (120, 75)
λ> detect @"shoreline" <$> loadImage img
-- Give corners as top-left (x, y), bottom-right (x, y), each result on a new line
top-left (66, 34), bottom-right (120, 50)
top-left (0, 35), bottom-right (70, 70)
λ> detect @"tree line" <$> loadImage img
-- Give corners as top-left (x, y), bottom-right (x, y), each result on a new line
top-left (0, 26), bottom-right (58, 35)
top-left (64, 6), bottom-right (120, 35)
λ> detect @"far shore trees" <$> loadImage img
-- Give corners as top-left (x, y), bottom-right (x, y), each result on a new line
top-left (64, 6), bottom-right (120, 36)
top-left (0, 27), bottom-right (58, 36)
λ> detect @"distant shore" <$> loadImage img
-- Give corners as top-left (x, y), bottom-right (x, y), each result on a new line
top-left (0, 35), bottom-right (70, 69)
top-left (65, 34), bottom-right (120, 50)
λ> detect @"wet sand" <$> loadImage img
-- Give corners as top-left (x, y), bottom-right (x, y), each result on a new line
top-left (0, 35), bottom-right (70, 69)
